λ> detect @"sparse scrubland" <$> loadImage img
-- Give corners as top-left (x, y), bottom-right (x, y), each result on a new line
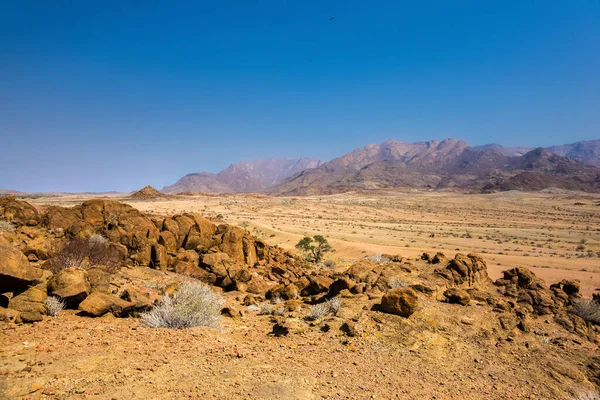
top-left (1, 190), bottom-right (600, 399)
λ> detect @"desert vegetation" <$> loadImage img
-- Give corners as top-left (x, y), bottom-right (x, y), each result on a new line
top-left (295, 234), bottom-right (334, 263)
top-left (141, 281), bottom-right (225, 329)
top-left (46, 234), bottom-right (123, 273)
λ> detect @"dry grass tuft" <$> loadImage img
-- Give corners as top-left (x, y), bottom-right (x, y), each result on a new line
top-left (44, 296), bottom-right (66, 317)
top-left (141, 281), bottom-right (225, 329)
top-left (571, 299), bottom-right (600, 324)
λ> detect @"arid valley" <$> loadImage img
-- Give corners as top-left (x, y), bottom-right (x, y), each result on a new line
top-left (34, 189), bottom-right (600, 295)
top-left (2, 189), bottom-right (600, 399)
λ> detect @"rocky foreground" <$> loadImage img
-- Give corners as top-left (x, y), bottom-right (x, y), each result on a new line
top-left (1, 195), bottom-right (600, 399)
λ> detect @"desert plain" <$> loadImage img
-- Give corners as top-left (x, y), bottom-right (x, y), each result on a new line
top-left (2, 188), bottom-right (600, 400)
top-left (30, 189), bottom-right (600, 294)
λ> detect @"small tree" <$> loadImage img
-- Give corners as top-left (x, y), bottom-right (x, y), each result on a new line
top-left (296, 235), bottom-right (333, 263)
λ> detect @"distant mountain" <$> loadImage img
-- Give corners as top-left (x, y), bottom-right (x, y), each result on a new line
top-left (163, 158), bottom-right (324, 194)
top-left (271, 139), bottom-right (470, 193)
top-left (472, 143), bottom-right (534, 157)
top-left (270, 140), bottom-right (600, 194)
top-left (473, 140), bottom-right (600, 166)
top-left (162, 138), bottom-right (600, 195)
top-left (546, 140), bottom-right (600, 167)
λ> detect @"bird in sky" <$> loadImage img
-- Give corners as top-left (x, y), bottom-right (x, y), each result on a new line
top-left (330, 17), bottom-right (334, 21)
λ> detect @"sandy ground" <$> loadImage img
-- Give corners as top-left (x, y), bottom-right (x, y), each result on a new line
top-left (2, 288), bottom-right (597, 400)
top-left (28, 190), bottom-right (600, 295)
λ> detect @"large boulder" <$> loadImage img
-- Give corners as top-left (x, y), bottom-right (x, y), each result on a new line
top-left (328, 277), bottom-right (356, 297)
top-left (217, 225), bottom-right (246, 262)
top-left (0, 240), bottom-right (43, 292)
top-left (245, 274), bottom-right (271, 295)
top-left (436, 253), bottom-right (490, 288)
top-left (0, 197), bottom-right (40, 226)
top-left (9, 286), bottom-right (47, 322)
top-left (0, 308), bottom-right (21, 323)
top-left (301, 276), bottom-right (334, 296)
top-left (47, 268), bottom-right (89, 307)
top-left (43, 206), bottom-right (81, 232)
top-left (174, 261), bottom-right (217, 285)
top-left (181, 213), bottom-right (215, 250)
top-left (78, 292), bottom-right (133, 317)
top-left (444, 287), bottom-right (471, 305)
top-left (381, 288), bottom-right (418, 317)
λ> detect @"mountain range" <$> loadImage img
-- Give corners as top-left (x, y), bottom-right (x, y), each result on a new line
top-left (162, 157), bottom-right (324, 194)
top-left (163, 139), bottom-right (600, 195)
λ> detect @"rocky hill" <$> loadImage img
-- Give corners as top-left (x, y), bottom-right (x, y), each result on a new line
top-left (163, 157), bottom-right (323, 194)
top-left (1, 196), bottom-right (600, 398)
top-left (270, 140), bottom-right (600, 194)
top-left (129, 185), bottom-right (167, 199)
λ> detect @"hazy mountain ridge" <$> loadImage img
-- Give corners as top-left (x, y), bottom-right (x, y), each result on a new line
top-left (160, 139), bottom-right (600, 195)
top-left (162, 157), bottom-right (323, 194)
top-left (270, 140), bottom-right (600, 194)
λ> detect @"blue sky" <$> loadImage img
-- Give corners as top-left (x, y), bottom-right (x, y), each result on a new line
top-left (1, 1), bottom-right (599, 192)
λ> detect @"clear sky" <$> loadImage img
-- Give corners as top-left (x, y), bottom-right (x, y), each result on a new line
top-left (1, 1), bottom-right (599, 192)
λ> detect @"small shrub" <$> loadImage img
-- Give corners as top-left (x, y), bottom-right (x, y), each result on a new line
top-left (328, 297), bottom-right (342, 316)
top-left (571, 299), bottom-right (600, 324)
top-left (141, 281), bottom-right (225, 329)
top-left (368, 253), bottom-right (390, 263)
top-left (308, 302), bottom-right (330, 320)
top-left (274, 305), bottom-right (287, 316)
top-left (88, 233), bottom-right (108, 246)
top-left (48, 235), bottom-right (122, 273)
top-left (389, 278), bottom-right (410, 289)
top-left (44, 296), bottom-right (66, 317)
top-left (324, 260), bottom-right (336, 269)
top-left (308, 297), bottom-right (342, 320)
top-left (0, 220), bottom-right (15, 231)
top-left (259, 303), bottom-right (275, 315)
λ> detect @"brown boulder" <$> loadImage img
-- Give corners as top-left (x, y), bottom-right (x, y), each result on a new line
top-left (158, 231), bottom-right (178, 253)
top-left (217, 225), bottom-right (246, 262)
top-left (78, 292), bottom-right (133, 317)
top-left (43, 206), bottom-right (81, 232)
top-left (431, 252), bottom-right (448, 264)
top-left (174, 261), bottom-right (217, 285)
top-left (227, 263), bottom-right (252, 283)
top-left (22, 235), bottom-right (51, 261)
top-left (9, 286), bottom-right (47, 317)
top-left (381, 288), bottom-right (418, 317)
top-left (437, 253), bottom-right (490, 287)
top-left (0, 241), bottom-right (43, 292)
top-left (182, 213), bottom-right (216, 250)
top-left (267, 283), bottom-right (300, 300)
top-left (328, 277), bottom-right (356, 297)
top-left (444, 288), bottom-right (471, 305)
top-left (0, 198), bottom-right (40, 226)
top-left (301, 276), bottom-right (334, 296)
top-left (149, 243), bottom-right (168, 270)
top-left (120, 286), bottom-right (160, 311)
top-left (47, 268), bottom-right (89, 307)
top-left (0, 308), bottom-right (21, 323)
top-left (345, 260), bottom-right (377, 283)
top-left (245, 274), bottom-right (270, 295)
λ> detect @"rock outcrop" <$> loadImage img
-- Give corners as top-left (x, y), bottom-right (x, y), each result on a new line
top-left (0, 240), bottom-right (43, 293)
top-left (380, 288), bottom-right (418, 317)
